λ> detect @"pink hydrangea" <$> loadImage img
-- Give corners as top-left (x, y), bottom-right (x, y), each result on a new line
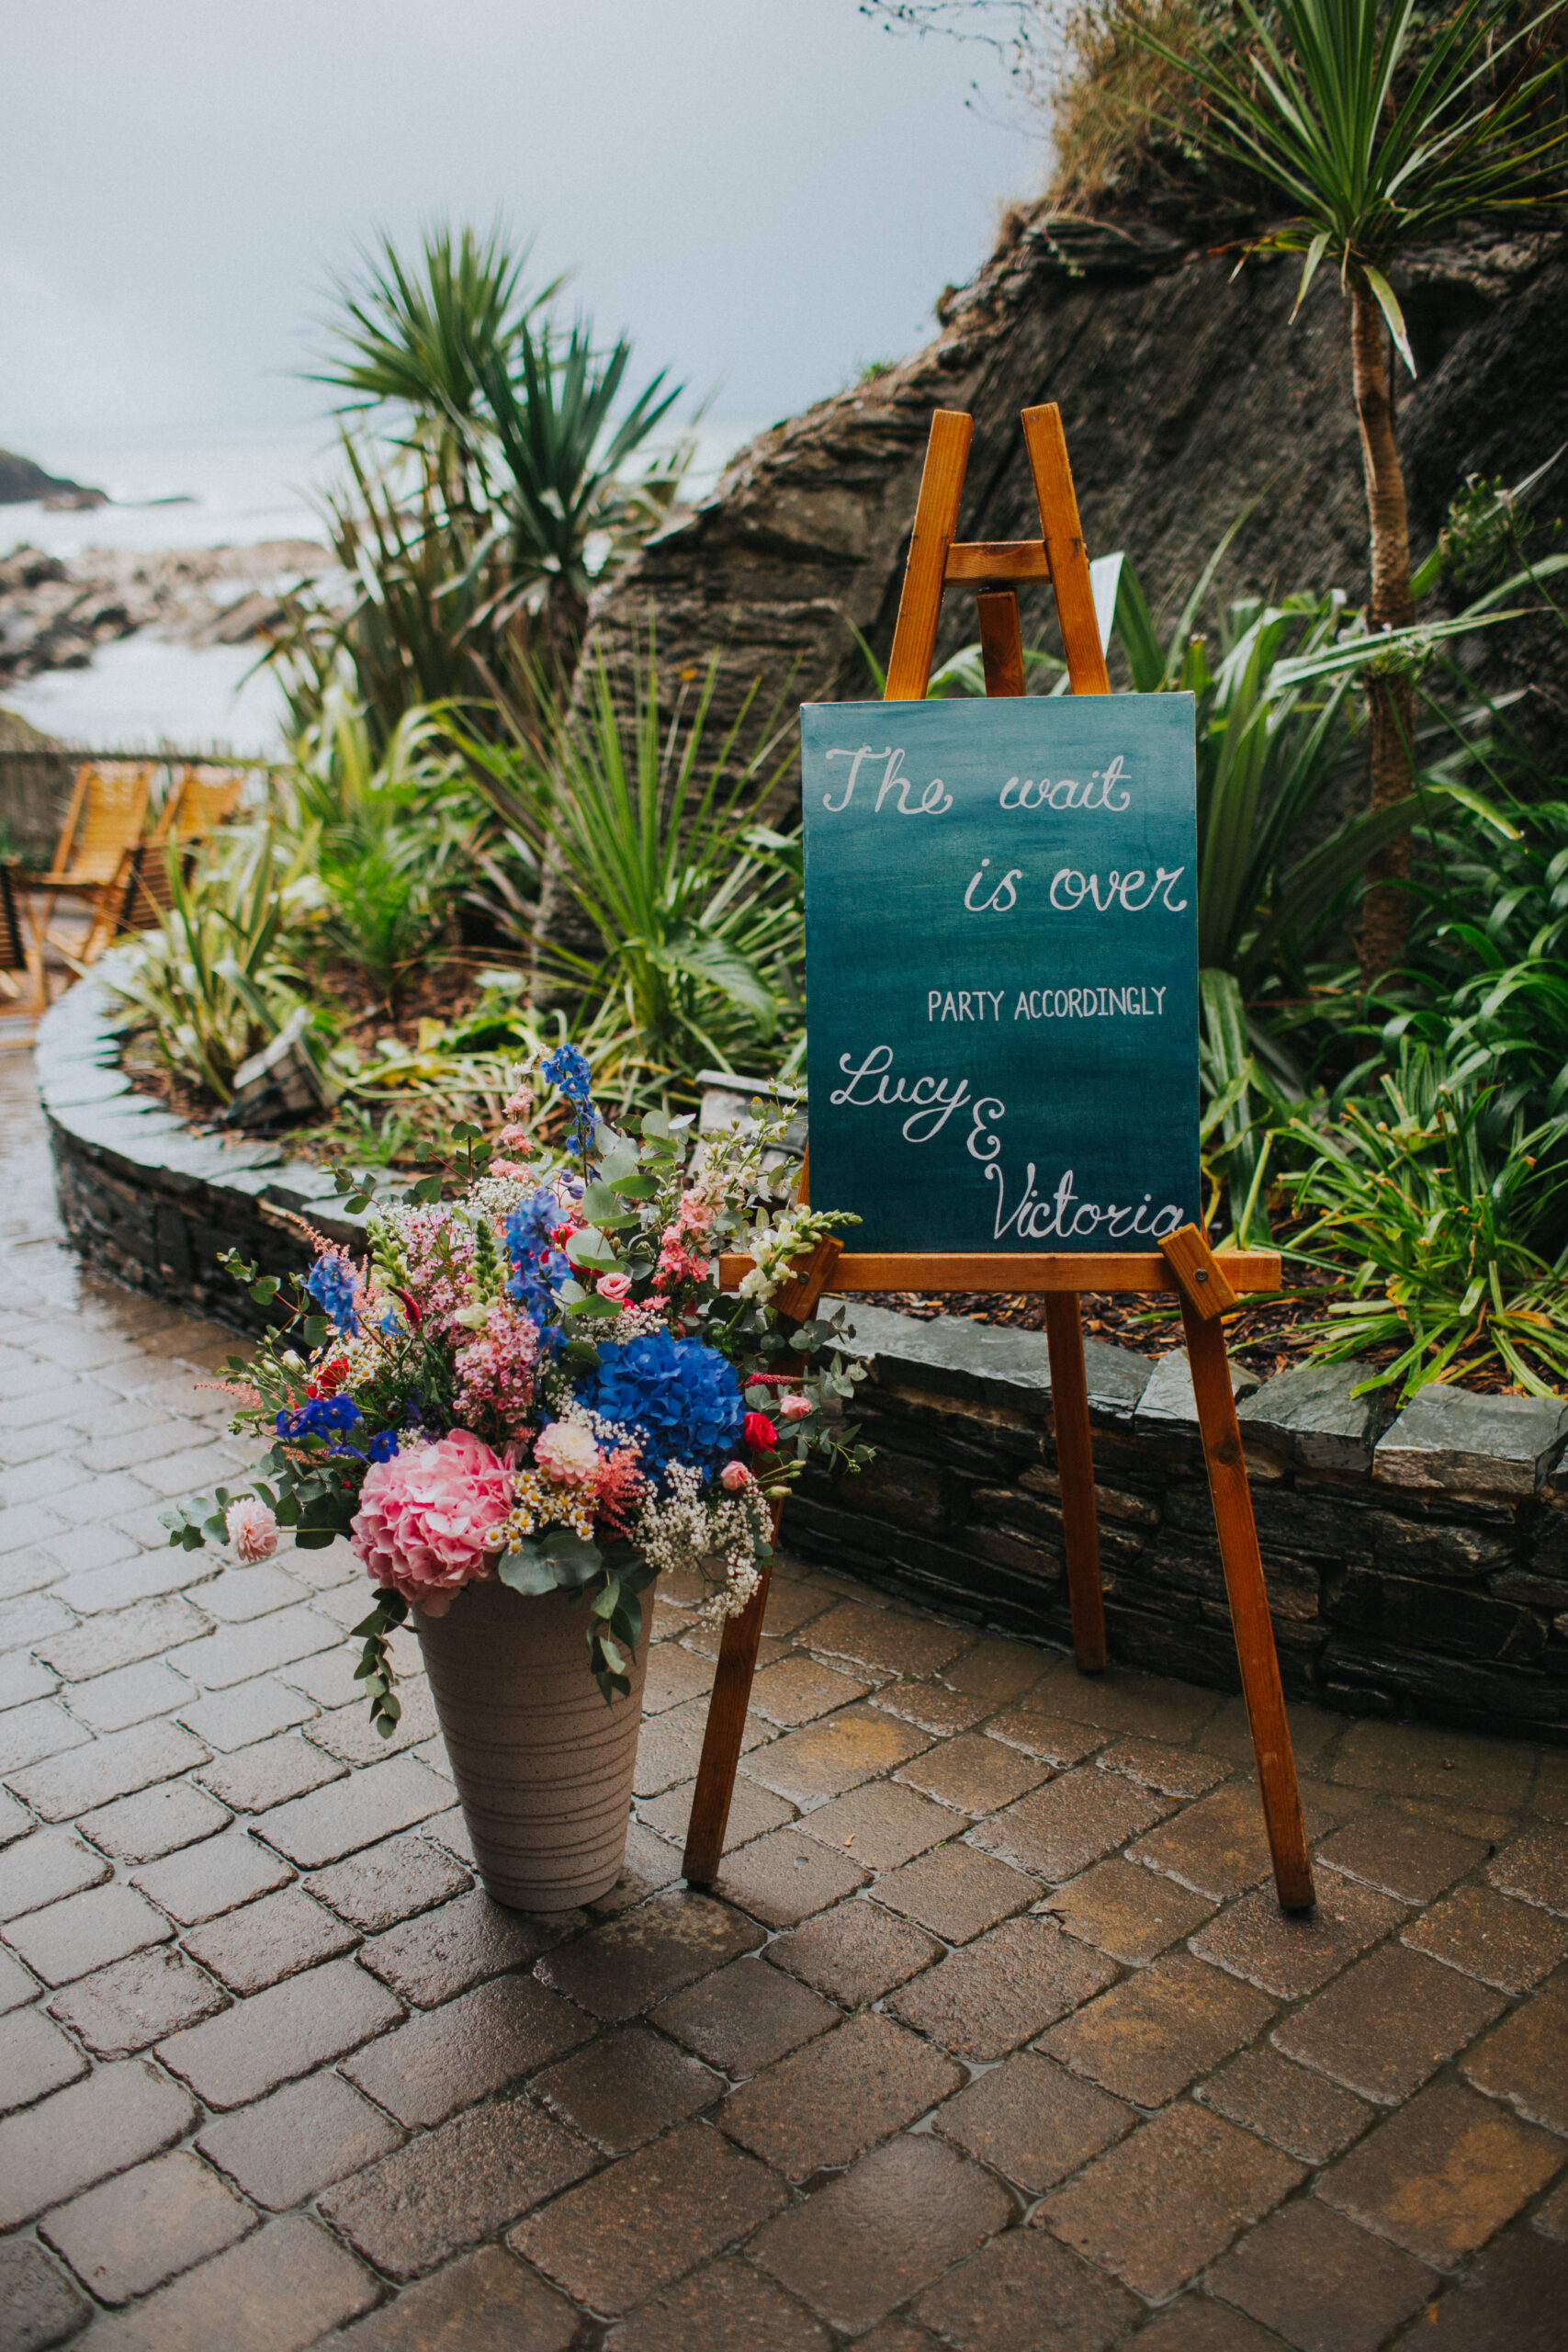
top-left (350, 1431), bottom-right (513, 1616)
top-left (225, 1495), bottom-right (279, 1563)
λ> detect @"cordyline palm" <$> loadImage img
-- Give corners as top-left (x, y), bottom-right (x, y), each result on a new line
top-left (313, 222), bottom-right (562, 503)
top-left (1137, 0), bottom-right (1567, 980)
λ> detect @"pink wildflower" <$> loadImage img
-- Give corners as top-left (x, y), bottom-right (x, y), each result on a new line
top-left (594, 1440), bottom-right (648, 1535)
top-left (225, 1495), bottom-right (279, 1563)
top-left (350, 1431), bottom-right (513, 1616)
top-left (452, 1297), bottom-right (540, 1436)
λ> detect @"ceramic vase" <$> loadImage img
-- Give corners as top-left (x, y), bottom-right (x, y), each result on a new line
top-left (414, 1577), bottom-right (650, 1911)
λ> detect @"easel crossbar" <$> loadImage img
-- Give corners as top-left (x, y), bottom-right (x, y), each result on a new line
top-left (716, 1250), bottom-right (1281, 1297)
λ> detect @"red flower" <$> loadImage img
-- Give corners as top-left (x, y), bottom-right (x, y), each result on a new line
top-left (307, 1357), bottom-right (350, 1399)
top-left (743, 1410), bottom-right (779, 1453)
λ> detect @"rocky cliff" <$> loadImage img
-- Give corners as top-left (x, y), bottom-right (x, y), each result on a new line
top-left (592, 211), bottom-right (1568, 747)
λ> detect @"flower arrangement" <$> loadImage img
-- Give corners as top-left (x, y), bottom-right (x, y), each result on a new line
top-left (165, 1048), bottom-right (868, 1729)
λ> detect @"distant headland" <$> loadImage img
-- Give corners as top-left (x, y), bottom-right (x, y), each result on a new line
top-left (0, 447), bottom-right (107, 511)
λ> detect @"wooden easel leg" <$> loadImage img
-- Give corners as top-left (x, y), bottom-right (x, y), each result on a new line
top-left (1043, 1293), bottom-right (1107, 1673)
top-left (682, 1237), bottom-right (843, 1886)
top-left (1179, 1297), bottom-right (1315, 1912)
top-left (682, 1511), bottom-right (780, 1885)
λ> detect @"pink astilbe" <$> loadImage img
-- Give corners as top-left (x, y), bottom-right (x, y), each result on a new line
top-left (452, 1297), bottom-right (540, 1434)
top-left (593, 1440), bottom-right (649, 1537)
top-left (351, 1430), bottom-right (513, 1616)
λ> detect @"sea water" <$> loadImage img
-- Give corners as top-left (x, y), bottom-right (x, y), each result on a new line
top-left (2, 416), bottom-right (760, 754)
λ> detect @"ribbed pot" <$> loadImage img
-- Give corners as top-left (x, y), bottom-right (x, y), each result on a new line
top-left (413, 1576), bottom-right (650, 1911)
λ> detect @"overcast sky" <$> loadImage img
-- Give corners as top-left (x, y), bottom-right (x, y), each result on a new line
top-left (4, 2), bottom-right (1039, 447)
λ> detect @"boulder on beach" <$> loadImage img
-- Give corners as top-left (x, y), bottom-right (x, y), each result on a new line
top-left (0, 447), bottom-right (106, 508)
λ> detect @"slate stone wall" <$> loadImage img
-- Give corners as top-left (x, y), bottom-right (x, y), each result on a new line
top-left (38, 978), bottom-right (1568, 1743)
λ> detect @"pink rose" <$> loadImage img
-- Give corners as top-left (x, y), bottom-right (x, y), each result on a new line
top-left (597, 1272), bottom-right (632, 1302)
top-left (350, 1430), bottom-right (513, 1617)
top-left (780, 1394), bottom-right (812, 1420)
top-left (719, 1461), bottom-right (751, 1493)
top-left (225, 1495), bottom-right (279, 1563)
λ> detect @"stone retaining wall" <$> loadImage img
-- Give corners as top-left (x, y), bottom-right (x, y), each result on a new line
top-left (38, 977), bottom-right (1568, 1744)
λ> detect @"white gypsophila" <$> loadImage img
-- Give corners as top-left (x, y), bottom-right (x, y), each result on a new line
top-left (609, 1301), bottom-right (668, 1344)
top-left (634, 1461), bottom-right (764, 1625)
top-left (467, 1173), bottom-right (534, 1218)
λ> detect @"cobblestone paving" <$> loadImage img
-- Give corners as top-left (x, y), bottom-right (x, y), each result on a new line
top-left (3, 1054), bottom-right (1568, 2351)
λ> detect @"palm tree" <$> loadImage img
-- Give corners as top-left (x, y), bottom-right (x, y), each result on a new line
top-left (1137, 0), bottom-right (1566, 979)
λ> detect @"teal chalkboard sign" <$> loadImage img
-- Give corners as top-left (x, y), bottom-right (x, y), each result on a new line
top-left (802, 694), bottom-right (1200, 1253)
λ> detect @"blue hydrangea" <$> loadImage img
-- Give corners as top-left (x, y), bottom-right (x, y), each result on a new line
top-left (304, 1252), bottom-right (359, 1336)
top-left (276, 1394), bottom-right (363, 1442)
top-left (581, 1330), bottom-right (746, 1484)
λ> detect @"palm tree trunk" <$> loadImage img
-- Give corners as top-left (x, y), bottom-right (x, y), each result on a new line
top-left (1349, 281), bottom-right (1416, 985)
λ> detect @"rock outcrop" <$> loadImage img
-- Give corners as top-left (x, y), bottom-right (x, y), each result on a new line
top-left (0, 539), bottom-right (335, 687)
top-left (0, 448), bottom-right (103, 507)
top-left (592, 211), bottom-right (1568, 749)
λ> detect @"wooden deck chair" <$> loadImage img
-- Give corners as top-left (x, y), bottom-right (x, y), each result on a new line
top-left (0, 862), bottom-right (45, 1039)
top-left (32, 762), bottom-right (155, 959)
top-left (166, 763), bottom-right (247, 836)
top-left (93, 764), bottom-right (247, 947)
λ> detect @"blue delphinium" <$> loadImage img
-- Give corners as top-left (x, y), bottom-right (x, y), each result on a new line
top-left (305, 1251), bottom-right (360, 1337)
top-left (276, 1394), bottom-right (363, 1442)
top-left (542, 1044), bottom-right (593, 1106)
top-left (504, 1187), bottom-right (570, 1335)
top-left (582, 1330), bottom-right (745, 1484)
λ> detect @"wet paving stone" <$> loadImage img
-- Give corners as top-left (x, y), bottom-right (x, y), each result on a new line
top-left (324, 2095), bottom-right (595, 2281)
top-left (637, 1770), bottom-right (795, 1857)
top-left (1421, 2231), bottom-right (1568, 2349)
top-left (533, 2025), bottom-right (721, 2154)
top-left (611, 2255), bottom-right (831, 2352)
top-left (181, 1884), bottom-right (357, 1995)
top-left (712, 1824), bottom-right (869, 1928)
top-left (913, 2224), bottom-right (1138, 2352)
top-left (343, 1973), bottom-right (593, 2129)
top-left (196, 2069), bottom-right (403, 2211)
top-left (984, 1707), bottom-right (1107, 1766)
top-left (5, 1880), bottom-right (174, 1986)
top-left (1317, 1807), bottom-right (1489, 1905)
top-left (747, 1652), bottom-right (874, 1726)
top-left (1489, 1824), bottom-right (1568, 1917)
top-left (48, 1946), bottom-right (229, 2056)
top-left (1041, 2103), bottom-right (1305, 2301)
top-left (896, 1729), bottom-right (1053, 1816)
top-left (39, 2146), bottom-right (254, 2305)
top-left (1129, 1778), bottom-right (1332, 1902)
top-left (801, 1600), bottom-right (973, 1681)
top-left (1404, 1883), bottom-right (1568, 1994)
top-left (718, 2009), bottom-right (962, 2180)
top-left (132, 1827), bottom-right (293, 1925)
top-left (1460, 1971), bottom-right (1568, 2133)
top-left (536, 1888), bottom-right (762, 2020)
top-left (869, 1841), bottom-right (1041, 1943)
top-left (0, 2058), bottom-right (198, 2230)
top-left (0, 2238), bottom-right (90, 2352)
top-left (795, 1777), bottom-right (956, 1868)
top-left (1195, 2045), bottom-right (1374, 2164)
top-left (73, 2211), bottom-right (378, 2349)
top-left (1316, 2078), bottom-right (1564, 2266)
top-left (333, 2244), bottom-right (579, 2352)
top-left (1041, 1951), bottom-right (1276, 2108)
top-left (1190, 1871), bottom-right (1405, 1999)
top-left (0, 1830), bottom-right (108, 1919)
top-left (156, 1954), bottom-right (401, 2109)
top-left (932, 2048), bottom-right (1134, 2193)
top-left (1273, 1943), bottom-right (1506, 2105)
top-left (0, 2003), bottom-right (88, 2111)
top-left (750, 2132), bottom-right (1010, 2336)
top-left (650, 1952), bottom-right (839, 2074)
top-left (741, 1703), bottom-right (933, 1805)
top-left (305, 1831), bottom-right (471, 1932)
top-left (1207, 2196), bottom-right (1437, 2352)
top-left (890, 1913), bottom-right (1117, 2061)
top-left (355, 1885), bottom-right (569, 2006)
top-left (1045, 1855), bottom-right (1216, 1964)
top-left (766, 1895), bottom-right (942, 2007)
top-left (510, 2117), bottom-right (786, 2318)
top-left (971, 1764), bottom-right (1175, 1883)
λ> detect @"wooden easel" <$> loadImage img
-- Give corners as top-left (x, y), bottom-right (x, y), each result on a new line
top-left (682, 404), bottom-right (1314, 1914)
